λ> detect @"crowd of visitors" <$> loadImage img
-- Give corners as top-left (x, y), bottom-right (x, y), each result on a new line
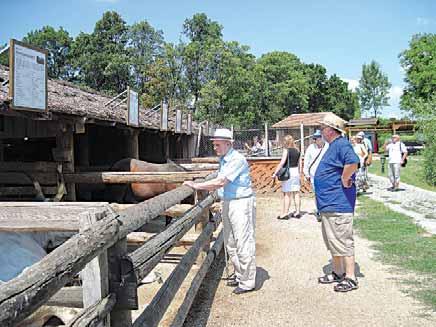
top-left (184, 122), bottom-right (408, 296)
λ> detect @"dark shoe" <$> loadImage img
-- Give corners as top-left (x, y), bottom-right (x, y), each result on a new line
top-left (316, 213), bottom-right (322, 222)
top-left (277, 214), bottom-right (289, 220)
top-left (318, 271), bottom-right (345, 284)
top-left (334, 277), bottom-right (359, 292)
top-left (226, 279), bottom-right (239, 287)
top-left (293, 213), bottom-right (301, 219)
top-left (233, 287), bottom-right (254, 295)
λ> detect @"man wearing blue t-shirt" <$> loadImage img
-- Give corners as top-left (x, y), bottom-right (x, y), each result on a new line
top-left (314, 118), bottom-right (360, 292)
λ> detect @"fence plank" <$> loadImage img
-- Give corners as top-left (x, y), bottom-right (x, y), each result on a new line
top-left (66, 293), bottom-right (116, 327)
top-left (126, 193), bottom-right (216, 283)
top-left (170, 230), bottom-right (224, 327)
top-left (46, 287), bottom-right (83, 308)
top-left (79, 209), bottom-right (111, 327)
top-left (132, 213), bottom-right (221, 327)
top-left (0, 175), bottom-right (215, 326)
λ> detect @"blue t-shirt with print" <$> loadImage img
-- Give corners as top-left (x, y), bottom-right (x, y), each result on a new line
top-left (314, 136), bottom-right (359, 213)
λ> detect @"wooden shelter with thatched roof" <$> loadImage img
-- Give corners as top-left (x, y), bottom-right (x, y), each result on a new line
top-left (0, 64), bottom-right (201, 201)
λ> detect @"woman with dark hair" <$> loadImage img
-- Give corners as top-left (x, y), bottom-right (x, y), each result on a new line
top-left (272, 135), bottom-right (301, 219)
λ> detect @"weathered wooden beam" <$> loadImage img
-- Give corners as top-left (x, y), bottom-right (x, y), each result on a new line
top-left (0, 214), bottom-right (120, 326)
top-left (0, 186), bottom-right (58, 196)
top-left (0, 161), bottom-right (59, 172)
top-left (65, 293), bottom-right (116, 327)
top-left (126, 193), bottom-right (216, 283)
top-left (190, 157), bottom-right (218, 163)
top-left (132, 213), bottom-right (221, 327)
top-left (63, 171), bottom-right (209, 184)
top-left (0, 172), bottom-right (57, 185)
top-left (46, 287), bottom-right (84, 308)
top-left (110, 203), bottom-right (193, 218)
top-left (170, 230), bottom-right (224, 327)
top-left (0, 176), bottom-right (215, 326)
top-left (179, 163), bottom-right (218, 171)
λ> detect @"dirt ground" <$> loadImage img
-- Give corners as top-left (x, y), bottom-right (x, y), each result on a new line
top-left (183, 194), bottom-right (436, 327)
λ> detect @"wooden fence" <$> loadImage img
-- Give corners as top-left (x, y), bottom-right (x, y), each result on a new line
top-left (0, 173), bottom-right (223, 327)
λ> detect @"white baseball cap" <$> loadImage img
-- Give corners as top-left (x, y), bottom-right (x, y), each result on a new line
top-left (210, 128), bottom-right (233, 141)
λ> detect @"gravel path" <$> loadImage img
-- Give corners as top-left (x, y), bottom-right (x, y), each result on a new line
top-left (365, 174), bottom-right (436, 234)
top-left (184, 194), bottom-right (436, 327)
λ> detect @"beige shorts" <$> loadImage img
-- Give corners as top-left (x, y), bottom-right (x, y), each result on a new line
top-left (321, 212), bottom-right (354, 256)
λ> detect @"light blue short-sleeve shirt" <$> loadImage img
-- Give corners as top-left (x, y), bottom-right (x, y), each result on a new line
top-left (217, 148), bottom-right (253, 200)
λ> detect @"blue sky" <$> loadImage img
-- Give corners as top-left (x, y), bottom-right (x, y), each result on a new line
top-left (1, 0), bottom-right (435, 118)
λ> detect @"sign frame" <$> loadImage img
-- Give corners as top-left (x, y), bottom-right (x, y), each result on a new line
top-left (175, 109), bottom-right (182, 134)
top-left (160, 100), bottom-right (169, 131)
top-left (187, 112), bottom-right (192, 135)
top-left (9, 39), bottom-right (48, 112)
top-left (127, 86), bottom-right (139, 127)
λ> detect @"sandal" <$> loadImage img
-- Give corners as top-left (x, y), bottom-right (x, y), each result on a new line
top-left (277, 215), bottom-right (288, 220)
top-left (294, 213), bottom-right (301, 219)
top-left (318, 271), bottom-right (345, 284)
top-left (334, 277), bottom-right (359, 292)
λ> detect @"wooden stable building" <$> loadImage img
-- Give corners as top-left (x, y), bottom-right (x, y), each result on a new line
top-left (0, 64), bottom-right (198, 201)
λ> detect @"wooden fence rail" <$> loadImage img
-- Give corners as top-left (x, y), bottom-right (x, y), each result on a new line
top-left (0, 173), bottom-right (221, 327)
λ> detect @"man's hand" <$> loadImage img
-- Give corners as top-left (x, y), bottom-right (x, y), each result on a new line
top-left (341, 177), bottom-right (353, 188)
top-left (183, 181), bottom-right (196, 189)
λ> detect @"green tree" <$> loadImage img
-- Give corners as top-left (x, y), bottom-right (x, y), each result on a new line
top-left (23, 26), bottom-right (73, 79)
top-left (304, 63), bottom-right (328, 113)
top-left (128, 21), bottom-right (165, 93)
top-left (324, 75), bottom-right (360, 120)
top-left (399, 33), bottom-right (436, 109)
top-left (182, 13), bottom-right (223, 108)
top-left (356, 60), bottom-right (391, 117)
top-left (70, 11), bottom-right (129, 93)
top-left (0, 43), bottom-right (8, 66)
top-left (255, 51), bottom-right (309, 120)
top-left (399, 33), bottom-right (436, 185)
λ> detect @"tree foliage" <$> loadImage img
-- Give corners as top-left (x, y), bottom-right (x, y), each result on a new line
top-left (399, 33), bottom-right (436, 185)
top-left (23, 26), bottom-right (73, 79)
top-left (9, 11), bottom-right (360, 127)
top-left (356, 60), bottom-right (391, 118)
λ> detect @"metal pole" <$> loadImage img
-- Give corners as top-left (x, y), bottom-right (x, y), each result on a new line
top-left (264, 122), bottom-right (269, 157)
top-left (300, 122), bottom-right (305, 156)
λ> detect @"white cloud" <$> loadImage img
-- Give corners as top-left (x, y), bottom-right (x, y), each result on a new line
top-left (388, 85), bottom-right (403, 107)
top-left (417, 17), bottom-right (430, 25)
top-left (341, 78), bottom-right (359, 92)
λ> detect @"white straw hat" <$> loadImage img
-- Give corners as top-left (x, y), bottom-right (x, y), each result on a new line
top-left (210, 128), bottom-right (234, 141)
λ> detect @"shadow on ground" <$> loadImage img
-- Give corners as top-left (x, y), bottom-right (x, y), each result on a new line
top-left (183, 250), bottom-right (270, 327)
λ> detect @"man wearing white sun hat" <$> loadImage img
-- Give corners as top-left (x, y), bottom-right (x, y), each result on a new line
top-left (183, 128), bottom-right (256, 295)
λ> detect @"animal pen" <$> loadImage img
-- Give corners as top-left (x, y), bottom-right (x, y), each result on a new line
top-left (0, 54), bottom-right (226, 327)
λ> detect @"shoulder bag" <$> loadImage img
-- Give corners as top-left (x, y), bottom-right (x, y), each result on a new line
top-left (277, 152), bottom-right (290, 181)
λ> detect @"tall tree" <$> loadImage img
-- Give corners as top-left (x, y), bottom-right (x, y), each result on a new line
top-left (70, 11), bottom-right (129, 93)
top-left (324, 75), bottom-right (360, 120)
top-left (399, 33), bottom-right (436, 109)
top-left (356, 60), bottom-right (391, 117)
top-left (128, 21), bottom-right (165, 93)
top-left (399, 33), bottom-right (436, 185)
top-left (182, 13), bottom-right (223, 108)
top-left (23, 26), bottom-right (73, 79)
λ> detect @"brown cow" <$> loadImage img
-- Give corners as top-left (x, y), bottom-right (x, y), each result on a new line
top-left (104, 158), bottom-right (187, 203)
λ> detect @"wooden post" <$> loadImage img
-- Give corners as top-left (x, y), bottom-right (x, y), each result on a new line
top-left (264, 122), bottom-right (269, 157)
top-left (195, 125), bottom-right (202, 157)
top-left (108, 237), bottom-right (134, 327)
top-left (53, 123), bottom-right (76, 201)
top-left (194, 190), bottom-right (210, 260)
top-left (126, 129), bottom-right (139, 159)
top-left (300, 122), bottom-right (305, 156)
top-left (76, 133), bottom-right (91, 200)
top-left (79, 208), bottom-right (110, 327)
